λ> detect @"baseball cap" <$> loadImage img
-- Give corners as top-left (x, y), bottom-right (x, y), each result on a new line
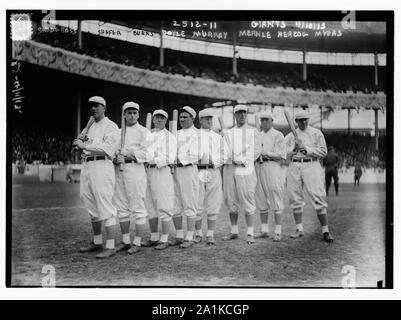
top-left (259, 110), bottom-right (273, 119)
top-left (199, 108), bottom-right (214, 118)
top-left (295, 110), bottom-right (310, 120)
top-left (122, 101), bottom-right (140, 112)
top-left (153, 109), bottom-right (168, 119)
top-left (88, 96), bottom-right (106, 107)
top-left (179, 106), bottom-right (197, 119)
top-left (234, 104), bottom-right (248, 113)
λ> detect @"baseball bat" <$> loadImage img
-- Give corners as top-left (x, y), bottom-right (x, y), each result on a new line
top-left (146, 113), bottom-right (152, 131)
top-left (172, 109), bottom-right (178, 134)
top-left (218, 115), bottom-right (225, 132)
top-left (254, 114), bottom-right (263, 163)
top-left (284, 108), bottom-right (305, 154)
top-left (119, 111), bottom-right (126, 172)
top-left (170, 109), bottom-right (178, 174)
top-left (284, 108), bottom-right (298, 140)
top-left (73, 116), bottom-right (95, 151)
top-left (254, 114), bottom-right (261, 131)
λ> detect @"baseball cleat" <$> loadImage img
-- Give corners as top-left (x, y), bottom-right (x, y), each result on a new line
top-left (254, 232), bottom-right (269, 239)
top-left (273, 233), bottom-right (282, 242)
top-left (221, 233), bottom-right (239, 241)
top-left (95, 248), bottom-right (116, 259)
top-left (115, 243), bottom-right (131, 252)
top-left (206, 236), bottom-right (216, 245)
top-left (290, 230), bottom-right (305, 238)
top-left (79, 242), bottom-right (103, 253)
top-left (246, 235), bottom-right (255, 244)
top-left (179, 240), bottom-right (194, 249)
top-left (141, 239), bottom-right (159, 247)
top-left (127, 245), bottom-right (141, 255)
top-left (323, 232), bottom-right (335, 243)
top-left (154, 242), bottom-right (169, 250)
top-left (168, 238), bottom-right (184, 246)
top-left (194, 235), bottom-right (203, 243)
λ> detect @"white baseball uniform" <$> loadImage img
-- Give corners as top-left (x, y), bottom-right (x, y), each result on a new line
top-left (255, 127), bottom-right (286, 213)
top-left (113, 123), bottom-right (150, 223)
top-left (196, 128), bottom-right (229, 222)
top-left (223, 124), bottom-right (261, 215)
top-left (174, 125), bottom-right (200, 218)
top-left (285, 126), bottom-right (328, 213)
top-left (80, 117), bottom-right (119, 221)
top-left (145, 128), bottom-right (177, 222)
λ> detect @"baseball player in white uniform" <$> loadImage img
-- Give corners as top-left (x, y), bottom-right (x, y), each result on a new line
top-left (74, 96), bottom-right (119, 259)
top-left (145, 109), bottom-right (177, 250)
top-left (285, 110), bottom-right (334, 242)
top-left (255, 110), bottom-right (286, 241)
top-left (170, 106), bottom-right (200, 249)
top-left (221, 105), bottom-right (261, 244)
top-left (194, 109), bottom-right (229, 245)
top-left (113, 102), bottom-right (151, 254)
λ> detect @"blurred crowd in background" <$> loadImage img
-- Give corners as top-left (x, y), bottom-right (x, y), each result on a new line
top-left (32, 29), bottom-right (386, 95)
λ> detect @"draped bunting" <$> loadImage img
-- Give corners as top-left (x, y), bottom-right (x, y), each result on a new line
top-left (12, 40), bottom-right (386, 110)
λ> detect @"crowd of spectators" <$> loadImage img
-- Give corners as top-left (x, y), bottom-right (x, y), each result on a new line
top-left (32, 29), bottom-right (386, 94)
top-left (12, 128), bottom-right (75, 165)
top-left (325, 132), bottom-right (386, 170)
top-left (12, 126), bottom-right (386, 171)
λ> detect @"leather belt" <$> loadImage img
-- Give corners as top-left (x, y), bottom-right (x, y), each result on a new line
top-left (292, 158), bottom-right (317, 163)
top-left (124, 159), bottom-right (138, 164)
top-left (177, 163), bottom-right (193, 168)
top-left (85, 156), bottom-right (106, 162)
top-left (197, 164), bottom-right (215, 170)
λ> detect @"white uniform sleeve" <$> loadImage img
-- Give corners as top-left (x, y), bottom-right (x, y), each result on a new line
top-left (154, 131), bottom-right (177, 168)
top-left (305, 130), bottom-right (327, 158)
top-left (252, 128), bottom-right (261, 161)
top-left (267, 132), bottom-right (286, 160)
top-left (285, 133), bottom-right (295, 159)
top-left (178, 130), bottom-right (199, 166)
top-left (131, 128), bottom-right (151, 163)
top-left (84, 122), bottom-right (119, 158)
top-left (235, 128), bottom-right (260, 166)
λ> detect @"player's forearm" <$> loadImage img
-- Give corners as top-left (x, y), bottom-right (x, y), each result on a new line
top-left (304, 146), bottom-right (327, 158)
top-left (264, 151), bottom-right (284, 161)
top-left (83, 145), bottom-right (110, 157)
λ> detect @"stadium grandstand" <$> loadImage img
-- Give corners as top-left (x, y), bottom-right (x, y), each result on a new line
top-left (11, 19), bottom-right (387, 173)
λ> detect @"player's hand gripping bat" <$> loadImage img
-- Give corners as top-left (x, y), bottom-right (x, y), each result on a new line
top-left (169, 109), bottom-right (178, 174)
top-left (119, 111), bottom-right (126, 172)
top-left (72, 116), bottom-right (95, 151)
top-left (284, 108), bottom-right (306, 155)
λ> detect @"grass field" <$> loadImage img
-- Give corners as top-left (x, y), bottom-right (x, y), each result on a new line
top-left (10, 175), bottom-right (387, 287)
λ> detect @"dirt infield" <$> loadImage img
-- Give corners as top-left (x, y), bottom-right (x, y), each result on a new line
top-left (10, 175), bottom-right (386, 287)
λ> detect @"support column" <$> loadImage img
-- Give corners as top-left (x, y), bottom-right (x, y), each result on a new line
top-left (374, 108), bottom-right (379, 151)
top-left (160, 21), bottom-right (164, 67)
top-left (232, 27), bottom-right (238, 76)
top-left (347, 108), bottom-right (351, 136)
top-left (320, 106), bottom-right (323, 131)
top-left (374, 52), bottom-right (378, 88)
top-left (303, 47), bottom-right (307, 81)
top-left (77, 20), bottom-right (82, 49)
top-left (76, 90), bottom-right (81, 137)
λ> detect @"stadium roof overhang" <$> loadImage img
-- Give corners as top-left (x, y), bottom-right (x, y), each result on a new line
top-left (108, 20), bottom-right (386, 54)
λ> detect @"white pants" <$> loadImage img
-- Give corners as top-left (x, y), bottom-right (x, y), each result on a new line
top-left (255, 161), bottom-right (285, 213)
top-left (174, 165), bottom-right (199, 218)
top-left (80, 159), bottom-right (116, 221)
top-left (197, 167), bottom-right (223, 221)
top-left (223, 164), bottom-right (257, 215)
top-left (286, 161), bottom-right (328, 212)
top-left (145, 166), bottom-right (175, 222)
top-left (113, 162), bottom-right (147, 221)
